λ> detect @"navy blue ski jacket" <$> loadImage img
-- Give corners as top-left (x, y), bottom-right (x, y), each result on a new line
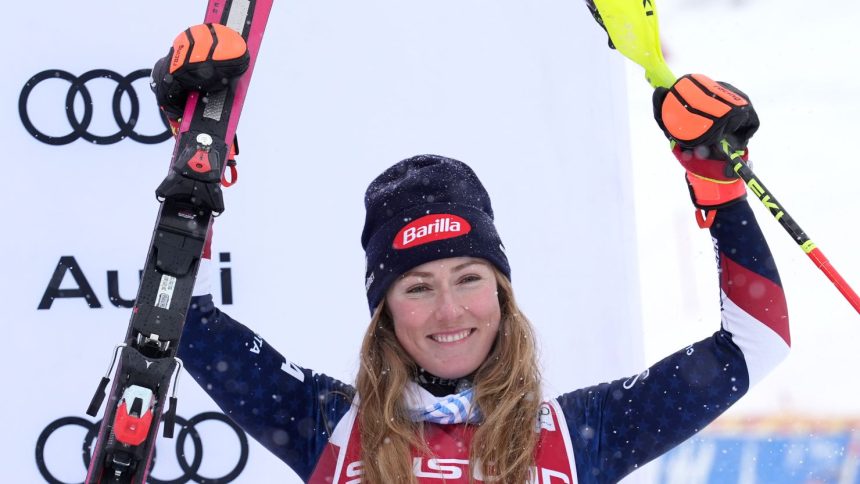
top-left (178, 201), bottom-right (790, 483)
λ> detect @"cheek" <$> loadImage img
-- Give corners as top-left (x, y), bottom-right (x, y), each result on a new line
top-left (388, 301), bottom-right (428, 341)
top-left (468, 288), bottom-right (502, 326)
top-left (390, 301), bottom-right (416, 323)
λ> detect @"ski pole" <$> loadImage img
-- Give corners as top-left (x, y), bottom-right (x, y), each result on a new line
top-left (585, 0), bottom-right (860, 315)
top-left (725, 149), bottom-right (860, 314)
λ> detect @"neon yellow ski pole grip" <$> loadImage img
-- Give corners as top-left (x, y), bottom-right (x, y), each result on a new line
top-left (590, 0), bottom-right (675, 88)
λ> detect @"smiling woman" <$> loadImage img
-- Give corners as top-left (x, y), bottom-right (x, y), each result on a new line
top-left (161, 23), bottom-right (792, 484)
top-left (360, 253), bottom-right (539, 483)
top-left (348, 157), bottom-right (542, 483)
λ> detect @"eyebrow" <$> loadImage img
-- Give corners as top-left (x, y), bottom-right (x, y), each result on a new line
top-left (400, 260), bottom-right (487, 279)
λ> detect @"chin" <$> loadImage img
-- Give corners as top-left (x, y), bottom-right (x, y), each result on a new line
top-left (426, 361), bottom-right (481, 380)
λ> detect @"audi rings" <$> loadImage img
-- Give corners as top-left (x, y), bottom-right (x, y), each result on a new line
top-left (19, 69), bottom-right (172, 145)
top-left (35, 412), bottom-right (248, 484)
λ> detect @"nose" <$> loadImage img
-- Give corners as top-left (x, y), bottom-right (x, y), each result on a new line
top-left (433, 286), bottom-right (464, 322)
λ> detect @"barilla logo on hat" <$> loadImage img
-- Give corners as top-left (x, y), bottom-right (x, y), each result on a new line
top-left (393, 214), bottom-right (471, 249)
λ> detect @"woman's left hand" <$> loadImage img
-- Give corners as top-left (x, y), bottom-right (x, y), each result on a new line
top-left (652, 74), bottom-right (760, 215)
top-left (652, 73), bottom-right (759, 152)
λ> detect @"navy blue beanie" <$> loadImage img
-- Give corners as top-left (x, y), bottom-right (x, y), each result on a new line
top-left (361, 154), bottom-right (511, 313)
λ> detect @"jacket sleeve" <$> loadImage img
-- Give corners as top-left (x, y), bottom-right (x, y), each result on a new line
top-left (555, 200), bottom-right (791, 483)
top-left (177, 292), bottom-right (356, 481)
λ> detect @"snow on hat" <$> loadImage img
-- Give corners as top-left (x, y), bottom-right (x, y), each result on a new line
top-left (361, 154), bottom-right (511, 313)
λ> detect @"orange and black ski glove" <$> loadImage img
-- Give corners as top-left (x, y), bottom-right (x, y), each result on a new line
top-left (150, 24), bottom-right (250, 122)
top-left (653, 74), bottom-right (760, 225)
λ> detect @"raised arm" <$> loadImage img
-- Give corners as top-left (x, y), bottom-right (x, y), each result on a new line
top-left (149, 38), bottom-right (357, 477)
top-left (178, 256), bottom-right (356, 480)
top-left (555, 75), bottom-right (790, 483)
top-left (556, 200), bottom-right (789, 482)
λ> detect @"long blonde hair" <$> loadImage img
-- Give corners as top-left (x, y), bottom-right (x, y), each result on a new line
top-left (355, 268), bottom-right (542, 483)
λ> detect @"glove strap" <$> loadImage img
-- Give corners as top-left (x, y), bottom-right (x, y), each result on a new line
top-left (694, 209), bottom-right (717, 229)
top-left (221, 135), bottom-right (239, 187)
top-left (685, 172), bottom-right (747, 228)
top-left (686, 172), bottom-right (746, 205)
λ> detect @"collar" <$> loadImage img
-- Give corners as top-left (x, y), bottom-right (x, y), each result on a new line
top-left (404, 381), bottom-right (482, 424)
top-left (415, 368), bottom-right (474, 397)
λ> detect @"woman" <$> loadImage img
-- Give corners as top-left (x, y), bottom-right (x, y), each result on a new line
top-left (156, 29), bottom-right (790, 484)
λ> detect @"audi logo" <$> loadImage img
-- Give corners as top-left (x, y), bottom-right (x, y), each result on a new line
top-left (36, 412), bottom-right (249, 484)
top-left (19, 69), bottom-right (172, 145)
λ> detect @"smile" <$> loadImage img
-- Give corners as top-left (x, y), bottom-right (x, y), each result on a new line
top-left (430, 328), bottom-right (474, 344)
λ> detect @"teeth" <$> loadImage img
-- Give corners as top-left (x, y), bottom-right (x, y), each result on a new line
top-left (432, 329), bottom-right (471, 343)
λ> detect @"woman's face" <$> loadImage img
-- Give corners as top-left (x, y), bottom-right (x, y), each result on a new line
top-left (385, 257), bottom-right (501, 380)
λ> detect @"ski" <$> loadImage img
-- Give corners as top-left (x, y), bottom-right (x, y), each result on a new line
top-left (84, 1), bottom-right (273, 482)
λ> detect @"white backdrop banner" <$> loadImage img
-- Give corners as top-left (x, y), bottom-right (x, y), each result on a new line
top-left (2, 1), bottom-right (642, 482)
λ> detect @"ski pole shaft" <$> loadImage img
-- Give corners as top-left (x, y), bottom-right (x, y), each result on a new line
top-left (729, 155), bottom-right (860, 314)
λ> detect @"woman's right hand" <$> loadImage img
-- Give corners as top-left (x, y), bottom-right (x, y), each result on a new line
top-left (150, 24), bottom-right (250, 121)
